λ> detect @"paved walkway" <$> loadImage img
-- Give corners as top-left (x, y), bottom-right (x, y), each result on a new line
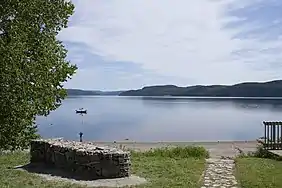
top-left (201, 158), bottom-right (238, 188)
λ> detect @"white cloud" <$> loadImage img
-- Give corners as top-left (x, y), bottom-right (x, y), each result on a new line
top-left (59, 0), bottom-right (282, 87)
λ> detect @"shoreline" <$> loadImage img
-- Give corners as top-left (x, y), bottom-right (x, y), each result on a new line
top-left (1, 140), bottom-right (259, 158)
top-left (67, 95), bottom-right (282, 99)
top-left (93, 140), bottom-right (257, 144)
top-left (94, 140), bottom-right (258, 158)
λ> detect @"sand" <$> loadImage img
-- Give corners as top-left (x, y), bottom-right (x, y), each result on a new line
top-left (94, 140), bottom-right (258, 158)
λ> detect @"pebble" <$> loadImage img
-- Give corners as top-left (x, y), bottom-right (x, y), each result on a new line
top-left (201, 159), bottom-right (238, 188)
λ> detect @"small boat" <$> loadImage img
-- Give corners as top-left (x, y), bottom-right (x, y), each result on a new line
top-left (76, 108), bottom-right (87, 114)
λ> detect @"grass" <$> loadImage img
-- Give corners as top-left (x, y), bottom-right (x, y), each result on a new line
top-left (0, 152), bottom-right (81, 188)
top-left (0, 146), bottom-right (207, 188)
top-left (131, 146), bottom-right (209, 159)
top-left (236, 157), bottom-right (282, 188)
top-left (235, 145), bottom-right (282, 188)
top-left (131, 146), bottom-right (207, 188)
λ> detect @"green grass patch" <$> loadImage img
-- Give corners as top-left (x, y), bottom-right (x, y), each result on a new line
top-left (131, 146), bottom-right (209, 159)
top-left (236, 157), bottom-right (282, 188)
top-left (0, 152), bottom-right (82, 188)
top-left (236, 145), bottom-right (281, 160)
top-left (0, 147), bottom-right (207, 188)
top-left (131, 147), bottom-right (207, 188)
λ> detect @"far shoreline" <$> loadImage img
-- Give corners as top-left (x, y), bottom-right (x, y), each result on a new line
top-left (67, 95), bottom-right (282, 99)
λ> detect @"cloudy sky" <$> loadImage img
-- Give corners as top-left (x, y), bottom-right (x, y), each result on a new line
top-left (59, 0), bottom-right (282, 91)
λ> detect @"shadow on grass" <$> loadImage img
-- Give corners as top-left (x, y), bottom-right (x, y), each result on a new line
top-left (14, 162), bottom-right (122, 181)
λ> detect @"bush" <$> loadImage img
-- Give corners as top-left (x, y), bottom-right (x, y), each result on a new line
top-left (131, 146), bottom-right (209, 159)
top-left (252, 145), bottom-right (275, 158)
top-left (237, 145), bottom-right (282, 160)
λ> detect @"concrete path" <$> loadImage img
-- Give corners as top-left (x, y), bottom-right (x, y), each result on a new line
top-left (201, 158), bottom-right (238, 188)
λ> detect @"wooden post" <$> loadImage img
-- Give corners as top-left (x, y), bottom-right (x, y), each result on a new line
top-left (277, 124), bottom-right (280, 149)
top-left (79, 132), bottom-right (83, 142)
top-left (280, 124), bottom-right (282, 149)
top-left (273, 123), bottom-right (276, 150)
top-left (267, 124), bottom-right (270, 150)
top-left (264, 123), bottom-right (266, 148)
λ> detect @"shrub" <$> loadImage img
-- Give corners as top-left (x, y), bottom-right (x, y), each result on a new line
top-left (131, 146), bottom-right (209, 159)
top-left (237, 145), bottom-right (282, 160)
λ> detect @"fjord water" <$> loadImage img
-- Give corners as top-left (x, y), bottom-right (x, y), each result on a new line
top-left (36, 96), bottom-right (282, 142)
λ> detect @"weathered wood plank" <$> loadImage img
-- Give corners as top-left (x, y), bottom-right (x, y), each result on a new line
top-left (263, 121), bottom-right (282, 126)
top-left (268, 150), bottom-right (282, 157)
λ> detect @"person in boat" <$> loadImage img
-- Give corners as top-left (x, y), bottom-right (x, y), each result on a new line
top-left (76, 108), bottom-right (87, 114)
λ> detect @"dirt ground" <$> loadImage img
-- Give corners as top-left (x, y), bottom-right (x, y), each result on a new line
top-left (95, 141), bottom-right (259, 158)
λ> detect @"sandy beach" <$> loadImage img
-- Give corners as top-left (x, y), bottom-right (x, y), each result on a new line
top-left (1, 140), bottom-right (259, 158)
top-left (94, 140), bottom-right (259, 158)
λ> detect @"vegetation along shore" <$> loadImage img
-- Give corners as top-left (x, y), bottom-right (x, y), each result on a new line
top-left (67, 80), bottom-right (282, 97)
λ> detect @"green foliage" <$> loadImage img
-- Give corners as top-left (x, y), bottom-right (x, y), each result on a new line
top-left (252, 145), bottom-right (276, 159)
top-left (120, 80), bottom-right (282, 97)
top-left (236, 158), bottom-right (282, 188)
top-left (131, 146), bottom-right (210, 159)
top-left (0, 0), bottom-right (76, 150)
top-left (236, 145), bottom-right (282, 160)
top-left (66, 89), bottom-right (124, 96)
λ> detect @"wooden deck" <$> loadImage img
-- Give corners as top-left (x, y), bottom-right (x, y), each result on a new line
top-left (268, 150), bottom-right (282, 157)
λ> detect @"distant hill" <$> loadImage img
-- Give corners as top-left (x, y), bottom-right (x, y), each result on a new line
top-left (66, 89), bottom-right (123, 96)
top-left (95, 91), bottom-right (125, 96)
top-left (119, 80), bottom-right (282, 97)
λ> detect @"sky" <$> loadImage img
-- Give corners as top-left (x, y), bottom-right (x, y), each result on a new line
top-left (59, 0), bottom-right (282, 91)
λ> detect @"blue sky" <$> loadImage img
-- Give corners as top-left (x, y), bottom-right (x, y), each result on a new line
top-left (59, 0), bottom-right (282, 90)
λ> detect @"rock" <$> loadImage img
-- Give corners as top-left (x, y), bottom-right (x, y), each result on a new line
top-left (30, 139), bottom-right (131, 180)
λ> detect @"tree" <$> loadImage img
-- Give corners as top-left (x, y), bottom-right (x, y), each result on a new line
top-left (0, 0), bottom-right (77, 150)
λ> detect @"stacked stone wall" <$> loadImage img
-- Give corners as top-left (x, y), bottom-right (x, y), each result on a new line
top-left (30, 139), bottom-right (131, 180)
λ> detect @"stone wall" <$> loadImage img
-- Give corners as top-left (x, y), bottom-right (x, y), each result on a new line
top-left (30, 139), bottom-right (131, 180)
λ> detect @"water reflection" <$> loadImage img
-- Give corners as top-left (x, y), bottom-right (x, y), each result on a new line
top-left (140, 97), bottom-right (282, 111)
top-left (36, 96), bottom-right (282, 142)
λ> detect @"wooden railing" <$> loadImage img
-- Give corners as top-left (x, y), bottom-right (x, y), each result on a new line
top-left (262, 122), bottom-right (282, 150)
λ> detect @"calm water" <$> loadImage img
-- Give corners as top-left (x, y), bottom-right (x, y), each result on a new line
top-left (36, 96), bottom-right (282, 142)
